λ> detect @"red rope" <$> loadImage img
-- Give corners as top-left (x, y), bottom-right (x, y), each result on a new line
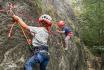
top-left (8, 22), bottom-right (16, 38)
top-left (7, 2), bottom-right (33, 45)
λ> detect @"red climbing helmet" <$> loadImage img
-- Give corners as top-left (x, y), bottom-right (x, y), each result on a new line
top-left (38, 14), bottom-right (52, 32)
top-left (57, 21), bottom-right (65, 27)
top-left (38, 14), bottom-right (52, 27)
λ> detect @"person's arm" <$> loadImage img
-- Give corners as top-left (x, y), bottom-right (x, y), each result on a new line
top-left (56, 30), bottom-right (65, 34)
top-left (12, 15), bottom-right (29, 30)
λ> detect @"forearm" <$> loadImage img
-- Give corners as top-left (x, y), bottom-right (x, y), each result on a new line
top-left (12, 15), bottom-right (28, 29)
top-left (57, 30), bottom-right (65, 34)
top-left (17, 19), bottom-right (28, 29)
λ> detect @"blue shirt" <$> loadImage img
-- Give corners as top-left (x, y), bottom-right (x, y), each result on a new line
top-left (62, 26), bottom-right (72, 36)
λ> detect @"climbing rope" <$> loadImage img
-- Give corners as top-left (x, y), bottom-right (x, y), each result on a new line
top-left (8, 22), bottom-right (16, 38)
top-left (17, 22), bottom-right (32, 49)
top-left (0, 2), bottom-right (33, 49)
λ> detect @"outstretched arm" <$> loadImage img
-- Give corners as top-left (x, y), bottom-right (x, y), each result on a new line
top-left (56, 30), bottom-right (65, 34)
top-left (12, 15), bottom-right (29, 30)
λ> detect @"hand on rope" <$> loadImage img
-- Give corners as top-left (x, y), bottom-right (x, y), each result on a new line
top-left (11, 16), bottom-right (32, 50)
top-left (0, 2), bottom-right (33, 50)
top-left (6, 2), bottom-right (31, 45)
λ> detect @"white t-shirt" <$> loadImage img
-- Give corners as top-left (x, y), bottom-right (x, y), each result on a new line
top-left (28, 26), bottom-right (49, 47)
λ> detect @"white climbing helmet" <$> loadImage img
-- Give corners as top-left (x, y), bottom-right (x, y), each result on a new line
top-left (39, 14), bottom-right (52, 21)
top-left (38, 14), bottom-right (52, 27)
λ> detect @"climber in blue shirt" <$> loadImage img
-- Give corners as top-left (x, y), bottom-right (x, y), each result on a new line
top-left (56, 21), bottom-right (73, 50)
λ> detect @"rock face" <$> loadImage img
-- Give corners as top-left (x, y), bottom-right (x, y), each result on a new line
top-left (0, 0), bottom-right (88, 70)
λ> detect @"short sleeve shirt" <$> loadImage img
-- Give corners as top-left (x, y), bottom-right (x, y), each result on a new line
top-left (63, 26), bottom-right (72, 36)
top-left (28, 26), bottom-right (49, 47)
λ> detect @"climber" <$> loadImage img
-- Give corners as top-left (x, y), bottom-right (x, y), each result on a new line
top-left (12, 14), bottom-right (52, 70)
top-left (56, 21), bottom-right (73, 50)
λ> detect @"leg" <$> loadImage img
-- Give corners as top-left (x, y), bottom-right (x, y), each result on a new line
top-left (24, 53), bottom-right (39, 70)
top-left (64, 36), bottom-right (71, 50)
top-left (40, 52), bottom-right (50, 70)
top-left (40, 57), bottom-right (49, 70)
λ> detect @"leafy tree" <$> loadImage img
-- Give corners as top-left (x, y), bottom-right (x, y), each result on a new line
top-left (79, 0), bottom-right (104, 54)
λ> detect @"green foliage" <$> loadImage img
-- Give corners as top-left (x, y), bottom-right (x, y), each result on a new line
top-left (79, 0), bottom-right (104, 46)
top-left (78, 0), bottom-right (104, 55)
top-left (93, 46), bottom-right (104, 53)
